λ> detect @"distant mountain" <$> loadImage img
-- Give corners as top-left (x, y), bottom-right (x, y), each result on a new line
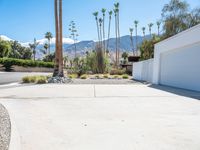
top-left (0, 34), bottom-right (151, 58)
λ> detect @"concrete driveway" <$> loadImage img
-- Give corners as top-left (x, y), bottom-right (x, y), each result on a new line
top-left (0, 84), bottom-right (200, 150)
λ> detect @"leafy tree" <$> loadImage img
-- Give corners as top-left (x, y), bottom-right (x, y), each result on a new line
top-left (29, 38), bottom-right (39, 61)
top-left (43, 53), bottom-right (55, 62)
top-left (121, 52), bottom-right (129, 64)
top-left (0, 40), bottom-right (11, 58)
top-left (162, 0), bottom-right (189, 37)
top-left (140, 35), bottom-right (162, 60)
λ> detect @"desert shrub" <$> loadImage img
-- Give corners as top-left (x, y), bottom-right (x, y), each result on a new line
top-left (80, 74), bottom-right (87, 79)
top-left (35, 76), bottom-right (47, 84)
top-left (103, 74), bottom-right (109, 78)
top-left (22, 75), bottom-right (47, 84)
top-left (110, 69), bottom-right (126, 75)
top-left (68, 74), bottom-right (78, 79)
top-left (113, 75), bottom-right (119, 79)
top-left (122, 74), bottom-right (129, 79)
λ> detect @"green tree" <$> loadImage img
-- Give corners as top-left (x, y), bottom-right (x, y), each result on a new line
top-left (0, 40), bottom-right (11, 58)
top-left (148, 23), bottom-right (154, 37)
top-left (156, 21), bottom-right (161, 36)
top-left (142, 27), bottom-right (146, 38)
top-left (121, 52), bottom-right (129, 64)
top-left (29, 38), bottom-right (39, 61)
top-left (45, 32), bottom-right (53, 55)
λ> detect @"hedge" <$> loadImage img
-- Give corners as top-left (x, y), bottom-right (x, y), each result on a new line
top-left (0, 58), bottom-right (54, 71)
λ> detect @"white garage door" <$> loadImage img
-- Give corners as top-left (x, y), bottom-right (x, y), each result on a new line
top-left (160, 42), bottom-right (200, 91)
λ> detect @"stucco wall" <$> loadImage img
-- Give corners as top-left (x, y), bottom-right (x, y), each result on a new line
top-left (133, 59), bottom-right (153, 83)
top-left (133, 24), bottom-right (200, 91)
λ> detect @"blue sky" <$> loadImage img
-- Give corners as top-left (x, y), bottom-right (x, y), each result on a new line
top-left (0, 0), bottom-right (199, 42)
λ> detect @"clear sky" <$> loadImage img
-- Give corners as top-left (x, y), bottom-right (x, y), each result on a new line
top-left (0, 0), bottom-right (199, 42)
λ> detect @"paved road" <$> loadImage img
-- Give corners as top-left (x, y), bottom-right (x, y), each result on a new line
top-left (0, 84), bottom-right (200, 150)
top-left (0, 72), bottom-right (51, 85)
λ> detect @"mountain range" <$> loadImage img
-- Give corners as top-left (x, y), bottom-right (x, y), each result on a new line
top-left (0, 35), bottom-right (150, 58)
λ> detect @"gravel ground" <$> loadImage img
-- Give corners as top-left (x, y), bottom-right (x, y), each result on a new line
top-left (0, 104), bottom-right (11, 150)
top-left (69, 79), bottom-right (146, 84)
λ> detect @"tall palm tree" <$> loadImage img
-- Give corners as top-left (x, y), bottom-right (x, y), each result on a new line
top-left (29, 38), bottom-right (39, 61)
top-left (142, 27), bottom-right (146, 38)
top-left (101, 8), bottom-right (106, 53)
top-left (93, 12), bottom-right (100, 42)
top-left (114, 8), bottom-right (118, 67)
top-left (53, 0), bottom-right (64, 77)
top-left (99, 18), bottom-right (103, 48)
top-left (156, 21), bottom-right (161, 36)
top-left (45, 32), bottom-right (53, 55)
top-left (114, 2), bottom-right (120, 66)
top-left (134, 20), bottom-right (139, 55)
top-left (129, 28), bottom-right (134, 55)
top-left (107, 10), bottom-right (113, 52)
top-left (148, 23), bottom-right (154, 37)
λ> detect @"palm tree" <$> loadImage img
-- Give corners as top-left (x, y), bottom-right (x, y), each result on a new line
top-left (142, 27), bottom-right (146, 38)
top-left (29, 38), bottom-right (39, 61)
top-left (107, 11), bottom-right (113, 52)
top-left (134, 20), bottom-right (139, 55)
top-left (53, 0), bottom-right (64, 77)
top-left (114, 8), bottom-right (118, 67)
top-left (101, 8), bottom-right (106, 53)
top-left (148, 23), bottom-right (154, 37)
top-left (44, 43), bottom-right (49, 54)
top-left (114, 2), bottom-right (120, 66)
top-left (99, 18), bottom-right (103, 47)
top-left (129, 28), bottom-right (134, 55)
top-left (93, 12), bottom-right (100, 42)
top-left (45, 32), bottom-right (53, 55)
top-left (156, 21), bottom-right (161, 36)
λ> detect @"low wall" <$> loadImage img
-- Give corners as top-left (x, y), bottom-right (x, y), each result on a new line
top-left (0, 65), bottom-right (53, 72)
top-left (133, 59), bottom-right (153, 83)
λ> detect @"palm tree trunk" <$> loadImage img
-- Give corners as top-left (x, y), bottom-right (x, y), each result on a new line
top-left (58, 0), bottom-right (64, 77)
top-left (130, 33), bottom-right (134, 55)
top-left (53, 0), bottom-right (60, 77)
top-left (96, 19), bottom-right (100, 42)
top-left (48, 39), bottom-right (51, 55)
top-left (102, 16), bottom-right (105, 55)
top-left (117, 12), bottom-right (120, 66)
top-left (115, 15), bottom-right (118, 68)
top-left (99, 25), bottom-right (102, 48)
top-left (107, 16), bottom-right (111, 52)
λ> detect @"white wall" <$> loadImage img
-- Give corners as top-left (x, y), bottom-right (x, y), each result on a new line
top-left (133, 59), bottom-right (153, 82)
top-left (133, 24), bottom-right (200, 92)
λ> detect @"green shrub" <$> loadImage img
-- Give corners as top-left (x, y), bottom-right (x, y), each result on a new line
top-left (0, 58), bottom-right (54, 71)
top-left (80, 74), bottom-right (87, 79)
top-left (22, 76), bottom-right (32, 83)
top-left (68, 74), bottom-right (78, 79)
top-left (36, 76), bottom-right (47, 84)
top-left (122, 74), bottom-right (129, 79)
top-left (95, 74), bottom-right (100, 79)
top-left (22, 75), bottom-right (47, 84)
top-left (113, 75), bottom-right (119, 79)
top-left (103, 74), bottom-right (109, 78)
